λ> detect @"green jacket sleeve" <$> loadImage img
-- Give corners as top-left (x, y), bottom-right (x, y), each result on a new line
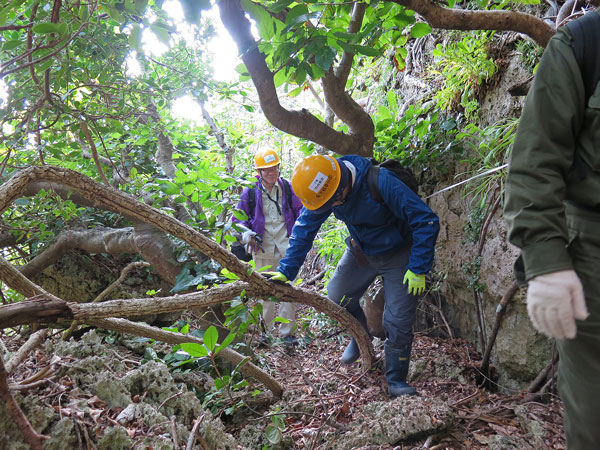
top-left (504, 27), bottom-right (586, 281)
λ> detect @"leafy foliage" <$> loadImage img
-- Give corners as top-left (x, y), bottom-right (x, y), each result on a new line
top-left (430, 31), bottom-right (498, 119)
top-left (457, 118), bottom-right (517, 207)
top-left (372, 91), bottom-right (463, 170)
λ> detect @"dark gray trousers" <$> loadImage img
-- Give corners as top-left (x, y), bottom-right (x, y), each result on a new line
top-left (326, 241), bottom-right (417, 349)
top-left (559, 204), bottom-right (600, 449)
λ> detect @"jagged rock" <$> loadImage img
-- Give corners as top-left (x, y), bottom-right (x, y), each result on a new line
top-left (326, 396), bottom-right (453, 449)
top-left (97, 426), bottom-right (134, 450)
top-left (1, 330), bottom-right (239, 449)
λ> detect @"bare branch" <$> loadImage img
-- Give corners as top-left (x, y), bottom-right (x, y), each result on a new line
top-left (218, 0), bottom-right (372, 155)
top-left (19, 228), bottom-right (138, 279)
top-left (80, 121), bottom-right (110, 185)
top-left (388, 0), bottom-right (555, 47)
top-left (0, 357), bottom-right (48, 449)
top-left (5, 329), bottom-right (49, 374)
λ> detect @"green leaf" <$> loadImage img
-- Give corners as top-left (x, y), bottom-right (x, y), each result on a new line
top-left (134, 0), bottom-right (149, 15)
top-left (267, 0), bottom-right (295, 13)
top-left (150, 24), bottom-right (170, 45)
top-left (32, 23), bottom-right (59, 34)
top-left (203, 325), bottom-right (218, 351)
top-left (159, 181), bottom-right (180, 195)
top-left (333, 31), bottom-right (358, 43)
top-left (377, 105), bottom-right (391, 120)
top-left (273, 68), bottom-right (290, 88)
top-left (351, 44), bottom-right (380, 57)
top-left (314, 46), bottom-right (336, 71)
top-left (286, 4), bottom-right (309, 25)
top-left (38, 58), bottom-right (54, 71)
top-left (386, 90), bottom-right (398, 112)
top-left (179, 342), bottom-right (209, 357)
top-left (106, 7), bottom-right (123, 23)
top-left (79, 3), bottom-right (89, 21)
top-left (215, 332), bottom-right (236, 355)
top-left (0, 8), bottom-right (10, 27)
top-left (233, 209), bottom-right (249, 221)
top-left (128, 24), bottom-right (142, 51)
top-left (310, 63), bottom-right (325, 80)
top-left (391, 10), bottom-right (415, 28)
top-left (183, 184), bottom-right (195, 196)
top-left (265, 425), bottom-right (282, 444)
top-left (376, 118), bottom-right (392, 131)
top-left (57, 23), bottom-right (68, 35)
top-left (287, 86), bottom-right (303, 98)
top-left (241, 0), bottom-right (275, 39)
top-left (410, 22), bottom-right (431, 38)
top-left (2, 39), bottom-right (23, 50)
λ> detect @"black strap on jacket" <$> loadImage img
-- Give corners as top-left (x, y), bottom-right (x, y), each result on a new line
top-left (566, 10), bottom-right (600, 103)
top-left (565, 10), bottom-right (600, 180)
top-left (247, 178), bottom-right (293, 220)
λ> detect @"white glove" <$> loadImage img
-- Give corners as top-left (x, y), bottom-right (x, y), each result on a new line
top-left (241, 230), bottom-right (256, 244)
top-left (526, 269), bottom-right (589, 339)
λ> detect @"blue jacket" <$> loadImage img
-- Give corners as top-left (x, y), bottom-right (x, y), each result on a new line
top-left (232, 177), bottom-right (303, 238)
top-left (278, 155), bottom-right (440, 280)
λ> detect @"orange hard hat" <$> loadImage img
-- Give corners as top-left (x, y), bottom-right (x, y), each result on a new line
top-left (254, 149), bottom-right (280, 169)
top-left (291, 154), bottom-right (349, 212)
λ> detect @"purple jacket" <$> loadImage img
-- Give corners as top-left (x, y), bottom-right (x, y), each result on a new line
top-left (233, 177), bottom-right (303, 239)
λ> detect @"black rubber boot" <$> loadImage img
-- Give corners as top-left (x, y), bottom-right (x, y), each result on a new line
top-left (340, 308), bottom-right (370, 365)
top-left (385, 343), bottom-right (417, 397)
top-left (341, 338), bottom-right (360, 364)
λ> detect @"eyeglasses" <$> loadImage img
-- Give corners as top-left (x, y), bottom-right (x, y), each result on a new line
top-left (259, 165), bottom-right (280, 174)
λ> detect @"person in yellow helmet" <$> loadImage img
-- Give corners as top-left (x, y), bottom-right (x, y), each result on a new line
top-left (265, 154), bottom-right (439, 396)
top-left (232, 149), bottom-right (303, 345)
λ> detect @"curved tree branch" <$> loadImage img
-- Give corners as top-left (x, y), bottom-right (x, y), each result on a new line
top-left (218, 0), bottom-right (373, 156)
top-left (321, 2), bottom-right (374, 156)
top-left (388, 0), bottom-right (555, 47)
top-left (19, 227), bottom-right (137, 279)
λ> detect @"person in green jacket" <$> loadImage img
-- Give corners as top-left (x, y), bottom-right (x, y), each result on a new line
top-left (504, 10), bottom-right (600, 450)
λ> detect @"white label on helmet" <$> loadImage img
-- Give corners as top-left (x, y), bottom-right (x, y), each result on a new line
top-left (264, 154), bottom-right (276, 163)
top-left (308, 171), bottom-right (328, 193)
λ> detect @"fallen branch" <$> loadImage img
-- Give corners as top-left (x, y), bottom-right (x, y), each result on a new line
top-left (0, 356), bottom-right (49, 449)
top-left (5, 329), bottom-right (48, 374)
top-left (480, 280), bottom-right (519, 375)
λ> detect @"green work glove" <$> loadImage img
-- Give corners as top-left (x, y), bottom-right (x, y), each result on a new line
top-left (262, 271), bottom-right (288, 284)
top-left (403, 269), bottom-right (426, 296)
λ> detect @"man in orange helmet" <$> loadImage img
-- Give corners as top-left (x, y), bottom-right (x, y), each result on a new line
top-left (232, 149), bottom-right (303, 345)
top-left (265, 154), bottom-right (439, 396)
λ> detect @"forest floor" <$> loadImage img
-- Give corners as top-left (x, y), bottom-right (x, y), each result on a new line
top-left (2, 304), bottom-right (566, 449)
top-left (250, 305), bottom-right (566, 449)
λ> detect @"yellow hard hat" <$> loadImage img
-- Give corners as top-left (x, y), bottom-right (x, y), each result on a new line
top-left (254, 149), bottom-right (280, 169)
top-left (291, 154), bottom-right (349, 212)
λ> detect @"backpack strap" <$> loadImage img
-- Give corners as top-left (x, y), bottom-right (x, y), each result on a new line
top-left (281, 178), bottom-right (293, 213)
top-left (247, 187), bottom-right (256, 220)
top-left (248, 179), bottom-right (292, 218)
top-left (565, 10), bottom-right (600, 180)
top-left (367, 164), bottom-right (384, 204)
top-left (566, 10), bottom-right (600, 103)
